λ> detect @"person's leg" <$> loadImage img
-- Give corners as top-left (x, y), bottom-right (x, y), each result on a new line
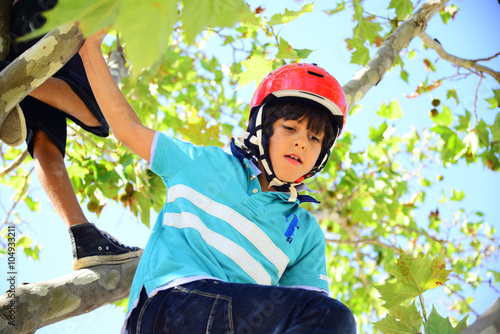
top-left (128, 280), bottom-right (356, 334)
top-left (29, 77), bottom-right (101, 129)
top-left (31, 128), bottom-right (143, 269)
top-left (32, 129), bottom-right (89, 227)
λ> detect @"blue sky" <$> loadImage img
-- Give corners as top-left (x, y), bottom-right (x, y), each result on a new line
top-left (1, 0), bottom-right (499, 333)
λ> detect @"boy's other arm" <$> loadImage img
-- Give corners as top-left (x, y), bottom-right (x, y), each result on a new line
top-left (78, 32), bottom-right (155, 162)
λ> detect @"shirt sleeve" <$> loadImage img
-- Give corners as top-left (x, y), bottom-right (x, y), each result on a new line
top-left (278, 221), bottom-right (329, 291)
top-left (149, 132), bottom-right (206, 179)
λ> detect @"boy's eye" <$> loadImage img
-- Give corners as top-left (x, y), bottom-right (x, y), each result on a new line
top-left (310, 135), bottom-right (320, 142)
top-left (283, 125), bottom-right (294, 131)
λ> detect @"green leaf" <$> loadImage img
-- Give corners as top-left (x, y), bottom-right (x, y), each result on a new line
top-left (431, 105), bottom-right (453, 127)
top-left (420, 178), bottom-right (432, 187)
top-left (456, 110), bottom-right (471, 131)
top-left (377, 99), bottom-right (403, 120)
top-left (423, 307), bottom-right (468, 333)
top-left (349, 197), bottom-right (373, 224)
top-left (182, 0), bottom-right (254, 43)
top-left (447, 88), bottom-right (459, 104)
top-left (376, 249), bottom-right (452, 309)
top-left (486, 89), bottom-right (500, 109)
top-left (23, 0), bottom-right (121, 40)
top-left (493, 271), bottom-right (500, 285)
top-left (369, 122), bottom-right (388, 142)
top-left (16, 236), bottom-right (32, 248)
top-left (490, 113), bottom-right (500, 141)
top-left (237, 55), bottom-right (272, 88)
top-left (135, 192), bottom-right (151, 227)
top-left (276, 37), bottom-right (312, 60)
top-left (353, 2), bottom-right (383, 44)
top-left (268, 3), bottom-right (313, 26)
top-left (350, 104), bottom-right (363, 117)
top-left (450, 189), bottom-right (465, 202)
top-left (112, 298), bottom-right (129, 311)
top-left (25, 196), bottom-right (41, 212)
top-left (373, 302), bottom-right (422, 334)
top-left (389, 0), bottom-right (413, 20)
top-left (116, 0), bottom-right (177, 72)
top-left (325, 2), bottom-right (345, 15)
top-left (351, 43), bottom-right (370, 66)
top-left (400, 70), bottom-right (409, 83)
top-left (181, 0), bottom-right (254, 43)
top-left (439, 5), bottom-right (459, 24)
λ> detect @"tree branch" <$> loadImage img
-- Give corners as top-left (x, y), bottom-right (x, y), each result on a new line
top-left (0, 258), bottom-right (139, 334)
top-left (461, 297), bottom-right (500, 334)
top-left (0, 23), bottom-right (84, 125)
top-left (419, 32), bottom-right (500, 84)
top-left (342, 0), bottom-right (450, 111)
top-left (0, 147), bottom-right (28, 177)
top-left (0, 0), bottom-right (11, 61)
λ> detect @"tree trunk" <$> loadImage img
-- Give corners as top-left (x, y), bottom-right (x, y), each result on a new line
top-left (0, 258), bottom-right (139, 334)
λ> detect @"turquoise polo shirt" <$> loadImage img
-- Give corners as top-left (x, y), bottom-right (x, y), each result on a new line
top-left (126, 132), bottom-right (329, 313)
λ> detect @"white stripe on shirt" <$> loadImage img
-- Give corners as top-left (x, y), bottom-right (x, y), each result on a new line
top-left (163, 212), bottom-right (272, 285)
top-left (166, 184), bottom-right (289, 278)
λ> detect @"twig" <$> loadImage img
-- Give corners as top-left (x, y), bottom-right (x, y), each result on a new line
top-left (419, 32), bottom-right (500, 84)
top-left (0, 147), bottom-right (29, 177)
top-left (2, 166), bottom-right (34, 226)
top-left (472, 75), bottom-right (483, 129)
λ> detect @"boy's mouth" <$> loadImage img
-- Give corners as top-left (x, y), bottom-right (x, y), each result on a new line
top-left (285, 154), bottom-right (302, 165)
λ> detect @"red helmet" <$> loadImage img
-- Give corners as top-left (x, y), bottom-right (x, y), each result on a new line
top-left (238, 63), bottom-right (348, 200)
top-left (250, 63), bottom-right (347, 133)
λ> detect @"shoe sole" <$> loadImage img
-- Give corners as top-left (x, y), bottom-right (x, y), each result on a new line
top-left (72, 249), bottom-right (143, 270)
top-left (0, 105), bottom-right (27, 147)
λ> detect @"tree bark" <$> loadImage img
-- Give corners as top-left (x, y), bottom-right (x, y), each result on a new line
top-left (342, 0), bottom-right (450, 112)
top-left (0, 0), bottom-right (11, 61)
top-left (419, 32), bottom-right (500, 84)
top-left (0, 23), bottom-right (83, 124)
top-left (461, 297), bottom-right (500, 334)
top-left (0, 258), bottom-right (139, 334)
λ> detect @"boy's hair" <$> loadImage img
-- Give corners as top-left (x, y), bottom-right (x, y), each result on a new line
top-left (262, 99), bottom-right (335, 153)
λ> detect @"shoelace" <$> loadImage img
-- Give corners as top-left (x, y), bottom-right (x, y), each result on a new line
top-left (100, 230), bottom-right (138, 250)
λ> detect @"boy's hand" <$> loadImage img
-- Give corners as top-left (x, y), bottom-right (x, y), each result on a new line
top-left (79, 29), bottom-right (108, 57)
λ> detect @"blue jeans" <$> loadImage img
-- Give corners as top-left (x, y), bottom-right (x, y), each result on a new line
top-left (125, 280), bottom-right (356, 334)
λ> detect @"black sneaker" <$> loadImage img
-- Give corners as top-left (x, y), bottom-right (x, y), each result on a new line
top-left (69, 223), bottom-right (143, 270)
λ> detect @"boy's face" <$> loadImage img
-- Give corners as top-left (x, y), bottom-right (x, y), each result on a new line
top-left (267, 117), bottom-right (324, 183)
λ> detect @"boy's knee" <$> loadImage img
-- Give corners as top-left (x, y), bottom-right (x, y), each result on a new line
top-left (322, 297), bottom-right (356, 334)
top-left (32, 130), bottom-right (63, 160)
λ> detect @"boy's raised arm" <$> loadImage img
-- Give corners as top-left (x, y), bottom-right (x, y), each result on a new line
top-left (79, 31), bottom-right (155, 162)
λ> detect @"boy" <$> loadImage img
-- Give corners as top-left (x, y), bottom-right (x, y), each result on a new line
top-left (80, 31), bottom-right (356, 333)
top-left (0, 0), bottom-right (142, 270)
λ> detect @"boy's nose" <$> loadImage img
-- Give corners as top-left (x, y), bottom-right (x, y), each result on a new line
top-left (294, 136), bottom-right (306, 150)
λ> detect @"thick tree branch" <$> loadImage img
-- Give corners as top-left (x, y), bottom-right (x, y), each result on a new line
top-left (0, 23), bottom-right (84, 125)
top-left (461, 297), bottom-right (500, 334)
top-left (0, 258), bottom-right (139, 334)
top-left (419, 32), bottom-right (500, 84)
top-left (342, 0), bottom-right (450, 112)
top-left (0, 0), bottom-right (11, 61)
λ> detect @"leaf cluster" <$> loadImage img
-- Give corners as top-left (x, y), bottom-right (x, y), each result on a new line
top-left (373, 249), bottom-right (468, 334)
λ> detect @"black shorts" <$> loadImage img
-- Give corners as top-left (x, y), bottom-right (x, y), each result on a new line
top-left (6, 0), bottom-right (109, 157)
